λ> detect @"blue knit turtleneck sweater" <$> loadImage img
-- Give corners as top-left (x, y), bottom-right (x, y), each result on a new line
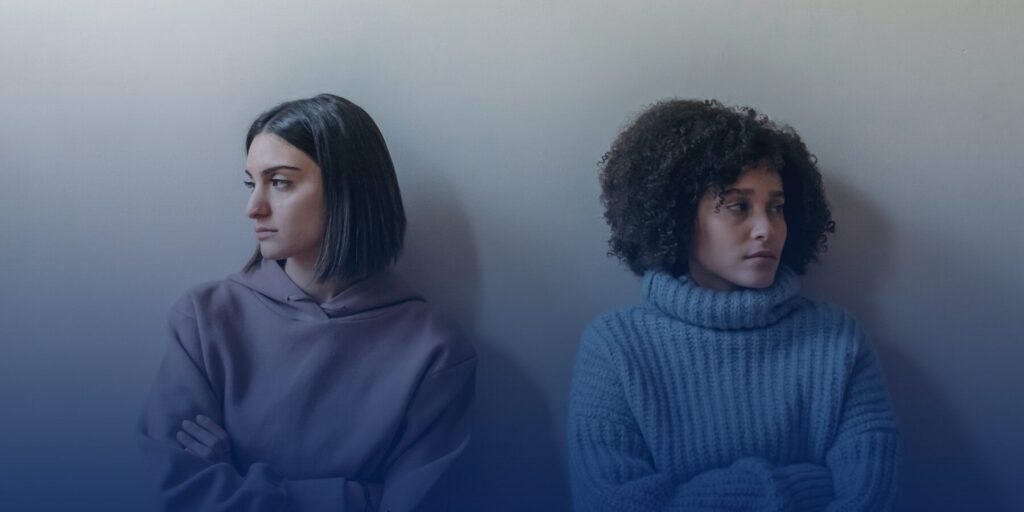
top-left (568, 267), bottom-right (901, 511)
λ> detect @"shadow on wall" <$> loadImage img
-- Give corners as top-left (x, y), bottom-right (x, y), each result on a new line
top-left (880, 344), bottom-right (1008, 511)
top-left (438, 340), bottom-right (571, 511)
top-left (397, 164), bottom-right (570, 511)
top-left (804, 176), bottom-right (1009, 511)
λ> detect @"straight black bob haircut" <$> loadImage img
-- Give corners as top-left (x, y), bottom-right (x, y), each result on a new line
top-left (243, 94), bottom-right (406, 283)
top-left (600, 98), bottom-right (835, 277)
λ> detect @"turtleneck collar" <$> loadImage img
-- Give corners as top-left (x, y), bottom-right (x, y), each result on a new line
top-left (642, 266), bottom-right (802, 330)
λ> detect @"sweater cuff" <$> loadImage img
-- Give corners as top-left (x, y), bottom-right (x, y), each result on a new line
top-left (773, 464), bottom-right (834, 511)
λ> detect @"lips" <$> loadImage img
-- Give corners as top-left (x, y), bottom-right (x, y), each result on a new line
top-left (745, 250), bottom-right (776, 259)
top-left (255, 227), bottom-right (277, 240)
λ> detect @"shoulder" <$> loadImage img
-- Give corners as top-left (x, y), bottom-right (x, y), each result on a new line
top-left (577, 304), bottom-right (666, 361)
top-left (400, 299), bottom-right (477, 375)
top-left (580, 307), bottom-right (631, 350)
top-left (162, 279), bottom-right (239, 357)
top-left (788, 297), bottom-right (873, 365)
top-left (167, 277), bottom-right (249, 321)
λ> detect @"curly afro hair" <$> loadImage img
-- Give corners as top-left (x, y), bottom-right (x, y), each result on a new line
top-left (600, 99), bottom-right (835, 277)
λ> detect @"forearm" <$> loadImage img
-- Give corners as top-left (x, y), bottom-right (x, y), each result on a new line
top-left (285, 476), bottom-right (381, 512)
top-left (823, 431), bottom-right (902, 512)
top-left (667, 459), bottom-right (832, 512)
top-left (138, 433), bottom-right (284, 512)
top-left (139, 433), bottom-right (383, 512)
top-left (771, 463), bottom-right (834, 511)
top-left (570, 418), bottom-right (831, 512)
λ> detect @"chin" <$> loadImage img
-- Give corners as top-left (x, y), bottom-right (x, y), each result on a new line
top-left (258, 243), bottom-right (285, 261)
top-left (734, 269), bottom-right (778, 289)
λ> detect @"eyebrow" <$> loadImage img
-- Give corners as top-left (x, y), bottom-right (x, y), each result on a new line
top-left (243, 165), bottom-right (302, 177)
top-left (722, 188), bottom-right (785, 198)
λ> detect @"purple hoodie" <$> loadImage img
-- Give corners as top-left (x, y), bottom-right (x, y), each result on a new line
top-left (137, 260), bottom-right (476, 511)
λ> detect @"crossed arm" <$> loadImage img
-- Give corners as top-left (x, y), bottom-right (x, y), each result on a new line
top-left (137, 306), bottom-right (476, 512)
top-left (567, 328), bottom-right (901, 512)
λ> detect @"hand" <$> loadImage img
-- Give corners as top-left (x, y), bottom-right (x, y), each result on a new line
top-left (176, 414), bottom-right (232, 464)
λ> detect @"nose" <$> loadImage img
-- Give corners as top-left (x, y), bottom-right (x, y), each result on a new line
top-left (246, 186), bottom-right (269, 219)
top-left (751, 212), bottom-right (774, 241)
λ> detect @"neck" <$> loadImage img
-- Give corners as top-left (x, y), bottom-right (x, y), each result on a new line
top-left (283, 255), bottom-right (348, 304)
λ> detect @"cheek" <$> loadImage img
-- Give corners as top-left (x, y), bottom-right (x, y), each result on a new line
top-left (702, 217), bottom-right (740, 250)
top-left (274, 193), bottom-right (324, 238)
top-left (298, 194), bottom-right (326, 238)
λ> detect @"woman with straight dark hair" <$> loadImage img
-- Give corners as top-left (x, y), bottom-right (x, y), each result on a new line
top-left (568, 99), bottom-right (901, 511)
top-left (138, 94), bottom-right (476, 512)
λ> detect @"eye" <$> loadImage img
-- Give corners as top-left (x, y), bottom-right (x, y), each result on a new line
top-left (243, 180), bottom-right (255, 190)
top-left (771, 203), bottom-right (786, 214)
top-left (270, 178), bottom-right (292, 189)
top-left (726, 202), bottom-right (748, 213)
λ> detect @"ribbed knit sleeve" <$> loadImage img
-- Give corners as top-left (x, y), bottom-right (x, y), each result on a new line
top-left (569, 270), bottom-right (901, 512)
top-left (823, 321), bottom-right (902, 512)
top-left (568, 326), bottom-right (834, 512)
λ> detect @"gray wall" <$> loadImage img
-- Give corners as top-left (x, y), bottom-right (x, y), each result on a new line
top-left (2, 1), bottom-right (1021, 510)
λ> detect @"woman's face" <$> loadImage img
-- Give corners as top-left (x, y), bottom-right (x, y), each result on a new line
top-left (688, 162), bottom-right (787, 291)
top-left (244, 132), bottom-right (325, 264)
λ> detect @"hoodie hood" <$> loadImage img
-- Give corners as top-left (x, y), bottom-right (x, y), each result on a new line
top-left (227, 259), bottom-right (423, 321)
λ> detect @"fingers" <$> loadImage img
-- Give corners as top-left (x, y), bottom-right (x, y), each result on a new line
top-left (182, 419), bottom-right (221, 448)
top-left (176, 430), bottom-right (213, 461)
top-left (176, 414), bottom-right (231, 463)
top-left (196, 414), bottom-right (230, 443)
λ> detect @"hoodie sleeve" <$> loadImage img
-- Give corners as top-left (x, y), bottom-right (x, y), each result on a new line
top-left (376, 341), bottom-right (477, 512)
top-left (137, 302), bottom-right (382, 512)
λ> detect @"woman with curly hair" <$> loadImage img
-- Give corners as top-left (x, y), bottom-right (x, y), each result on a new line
top-left (568, 99), bottom-right (901, 511)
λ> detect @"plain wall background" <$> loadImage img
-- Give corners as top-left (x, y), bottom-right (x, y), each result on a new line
top-left (2, 1), bottom-right (1021, 510)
